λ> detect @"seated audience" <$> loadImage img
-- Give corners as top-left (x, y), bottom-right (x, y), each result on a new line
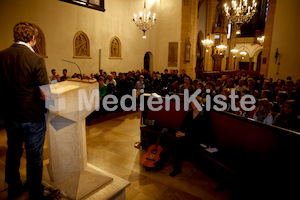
top-left (99, 77), bottom-right (107, 100)
top-left (224, 78), bottom-right (236, 89)
top-left (274, 79), bottom-right (285, 93)
top-left (236, 79), bottom-right (246, 95)
top-left (106, 75), bottom-right (116, 95)
top-left (272, 91), bottom-right (288, 114)
top-left (285, 80), bottom-right (297, 100)
top-left (49, 69), bottom-right (59, 82)
top-left (60, 69), bottom-right (70, 81)
top-left (247, 80), bottom-right (259, 99)
top-left (149, 73), bottom-right (161, 93)
top-left (235, 89), bottom-right (255, 118)
top-left (274, 100), bottom-right (299, 131)
top-left (126, 71), bottom-right (135, 90)
top-left (179, 76), bottom-right (195, 94)
top-left (135, 75), bottom-right (145, 90)
top-left (214, 78), bottom-right (223, 94)
top-left (252, 98), bottom-right (273, 125)
top-left (178, 69), bottom-right (187, 85)
top-left (202, 81), bottom-right (216, 104)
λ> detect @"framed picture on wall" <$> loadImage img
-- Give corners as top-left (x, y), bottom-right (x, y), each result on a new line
top-left (168, 42), bottom-right (178, 68)
top-left (59, 0), bottom-right (105, 12)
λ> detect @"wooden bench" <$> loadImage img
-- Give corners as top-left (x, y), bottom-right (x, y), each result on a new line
top-left (140, 95), bottom-right (300, 196)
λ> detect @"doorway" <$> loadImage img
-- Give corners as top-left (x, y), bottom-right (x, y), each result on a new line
top-left (144, 52), bottom-right (153, 72)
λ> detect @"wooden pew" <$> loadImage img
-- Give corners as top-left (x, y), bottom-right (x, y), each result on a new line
top-left (140, 95), bottom-right (300, 195)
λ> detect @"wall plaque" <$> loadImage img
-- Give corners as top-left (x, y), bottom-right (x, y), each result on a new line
top-left (168, 42), bottom-right (178, 67)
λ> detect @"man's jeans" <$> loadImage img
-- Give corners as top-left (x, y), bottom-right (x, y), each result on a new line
top-left (5, 121), bottom-right (46, 196)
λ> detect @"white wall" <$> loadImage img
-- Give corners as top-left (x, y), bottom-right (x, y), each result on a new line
top-left (197, 0), bottom-right (207, 39)
top-left (154, 0), bottom-right (182, 72)
top-left (268, 0), bottom-right (300, 81)
top-left (0, 0), bottom-right (181, 76)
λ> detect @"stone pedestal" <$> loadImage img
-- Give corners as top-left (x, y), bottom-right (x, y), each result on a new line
top-left (44, 80), bottom-right (113, 199)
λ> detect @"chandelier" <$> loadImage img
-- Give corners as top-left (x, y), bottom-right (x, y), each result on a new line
top-left (201, 35), bottom-right (214, 52)
top-left (133, 0), bottom-right (156, 39)
top-left (257, 35), bottom-right (265, 45)
top-left (216, 44), bottom-right (227, 55)
top-left (230, 48), bottom-right (239, 57)
top-left (240, 50), bottom-right (247, 56)
top-left (224, 0), bottom-right (257, 34)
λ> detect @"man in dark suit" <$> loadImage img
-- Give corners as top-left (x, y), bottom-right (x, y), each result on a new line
top-left (0, 22), bottom-right (51, 199)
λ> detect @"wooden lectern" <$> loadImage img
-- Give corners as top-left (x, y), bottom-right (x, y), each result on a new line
top-left (43, 80), bottom-right (113, 200)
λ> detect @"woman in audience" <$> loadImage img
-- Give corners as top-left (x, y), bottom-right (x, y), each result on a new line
top-left (218, 88), bottom-right (234, 112)
top-left (235, 88), bottom-right (256, 118)
top-left (236, 79), bottom-right (246, 96)
top-left (274, 79), bottom-right (285, 93)
top-left (272, 91), bottom-right (288, 114)
top-left (252, 98), bottom-right (273, 125)
top-left (224, 78), bottom-right (236, 89)
top-left (247, 80), bottom-right (259, 99)
top-left (179, 76), bottom-right (195, 94)
top-left (202, 81), bottom-right (216, 104)
top-left (240, 71), bottom-right (247, 81)
top-left (215, 78), bottom-right (223, 94)
top-left (168, 99), bottom-right (214, 177)
top-left (99, 77), bottom-right (107, 101)
top-left (274, 100), bottom-right (300, 131)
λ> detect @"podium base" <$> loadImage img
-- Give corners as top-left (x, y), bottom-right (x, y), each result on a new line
top-left (43, 161), bottom-right (129, 200)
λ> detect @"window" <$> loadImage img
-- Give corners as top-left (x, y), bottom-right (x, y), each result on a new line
top-left (60, 0), bottom-right (105, 12)
top-left (227, 22), bottom-right (232, 39)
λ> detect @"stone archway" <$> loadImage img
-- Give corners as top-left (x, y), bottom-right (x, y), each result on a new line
top-left (144, 52), bottom-right (153, 72)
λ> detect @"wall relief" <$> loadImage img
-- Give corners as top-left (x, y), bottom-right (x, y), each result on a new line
top-left (168, 42), bottom-right (178, 67)
top-left (74, 31), bottom-right (90, 58)
top-left (110, 36), bottom-right (121, 59)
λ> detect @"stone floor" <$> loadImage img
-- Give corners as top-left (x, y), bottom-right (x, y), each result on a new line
top-left (0, 112), bottom-right (244, 200)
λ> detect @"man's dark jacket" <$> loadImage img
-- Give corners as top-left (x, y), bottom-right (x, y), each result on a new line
top-left (0, 43), bottom-right (49, 122)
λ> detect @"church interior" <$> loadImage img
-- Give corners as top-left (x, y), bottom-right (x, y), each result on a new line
top-left (0, 0), bottom-right (300, 199)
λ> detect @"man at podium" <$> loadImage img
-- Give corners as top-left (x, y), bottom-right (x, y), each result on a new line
top-left (0, 22), bottom-right (53, 199)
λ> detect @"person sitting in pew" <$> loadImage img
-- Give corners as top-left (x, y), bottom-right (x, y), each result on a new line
top-left (235, 89), bottom-right (256, 118)
top-left (274, 100), bottom-right (300, 132)
top-left (168, 98), bottom-right (215, 177)
top-left (252, 98), bottom-right (273, 125)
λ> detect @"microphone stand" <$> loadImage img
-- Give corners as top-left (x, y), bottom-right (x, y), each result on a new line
top-left (61, 59), bottom-right (82, 80)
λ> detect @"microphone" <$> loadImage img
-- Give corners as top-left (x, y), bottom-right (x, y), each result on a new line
top-left (61, 59), bottom-right (82, 80)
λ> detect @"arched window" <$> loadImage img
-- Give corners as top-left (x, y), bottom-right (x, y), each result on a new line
top-left (33, 24), bottom-right (47, 57)
top-left (109, 36), bottom-right (121, 59)
top-left (73, 31), bottom-right (90, 58)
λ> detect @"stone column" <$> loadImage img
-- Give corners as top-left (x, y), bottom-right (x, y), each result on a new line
top-left (180, 0), bottom-right (198, 79)
top-left (249, 57), bottom-right (253, 70)
top-left (260, 0), bottom-right (276, 77)
top-left (204, 0), bottom-right (219, 72)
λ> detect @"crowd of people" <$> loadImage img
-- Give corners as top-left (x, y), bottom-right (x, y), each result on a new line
top-left (51, 68), bottom-right (300, 132)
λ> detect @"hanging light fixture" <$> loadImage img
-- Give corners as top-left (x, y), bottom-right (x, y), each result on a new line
top-left (216, 44), bottom-right (227, 51)
top-left (231, 48), bottom-right (239, 57)
top-left (201, 34), bottom-right (214, 52)
top-left (257, 35), bottom-right (265, 45)
top-left (216, 35), bottom-right (227, 55)
top-left (224, 0), bottom-right (257, 35)
top-left (240, 50), bottom-right (247, 56)
top-left (133, 0), bottom-right (156, 39)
